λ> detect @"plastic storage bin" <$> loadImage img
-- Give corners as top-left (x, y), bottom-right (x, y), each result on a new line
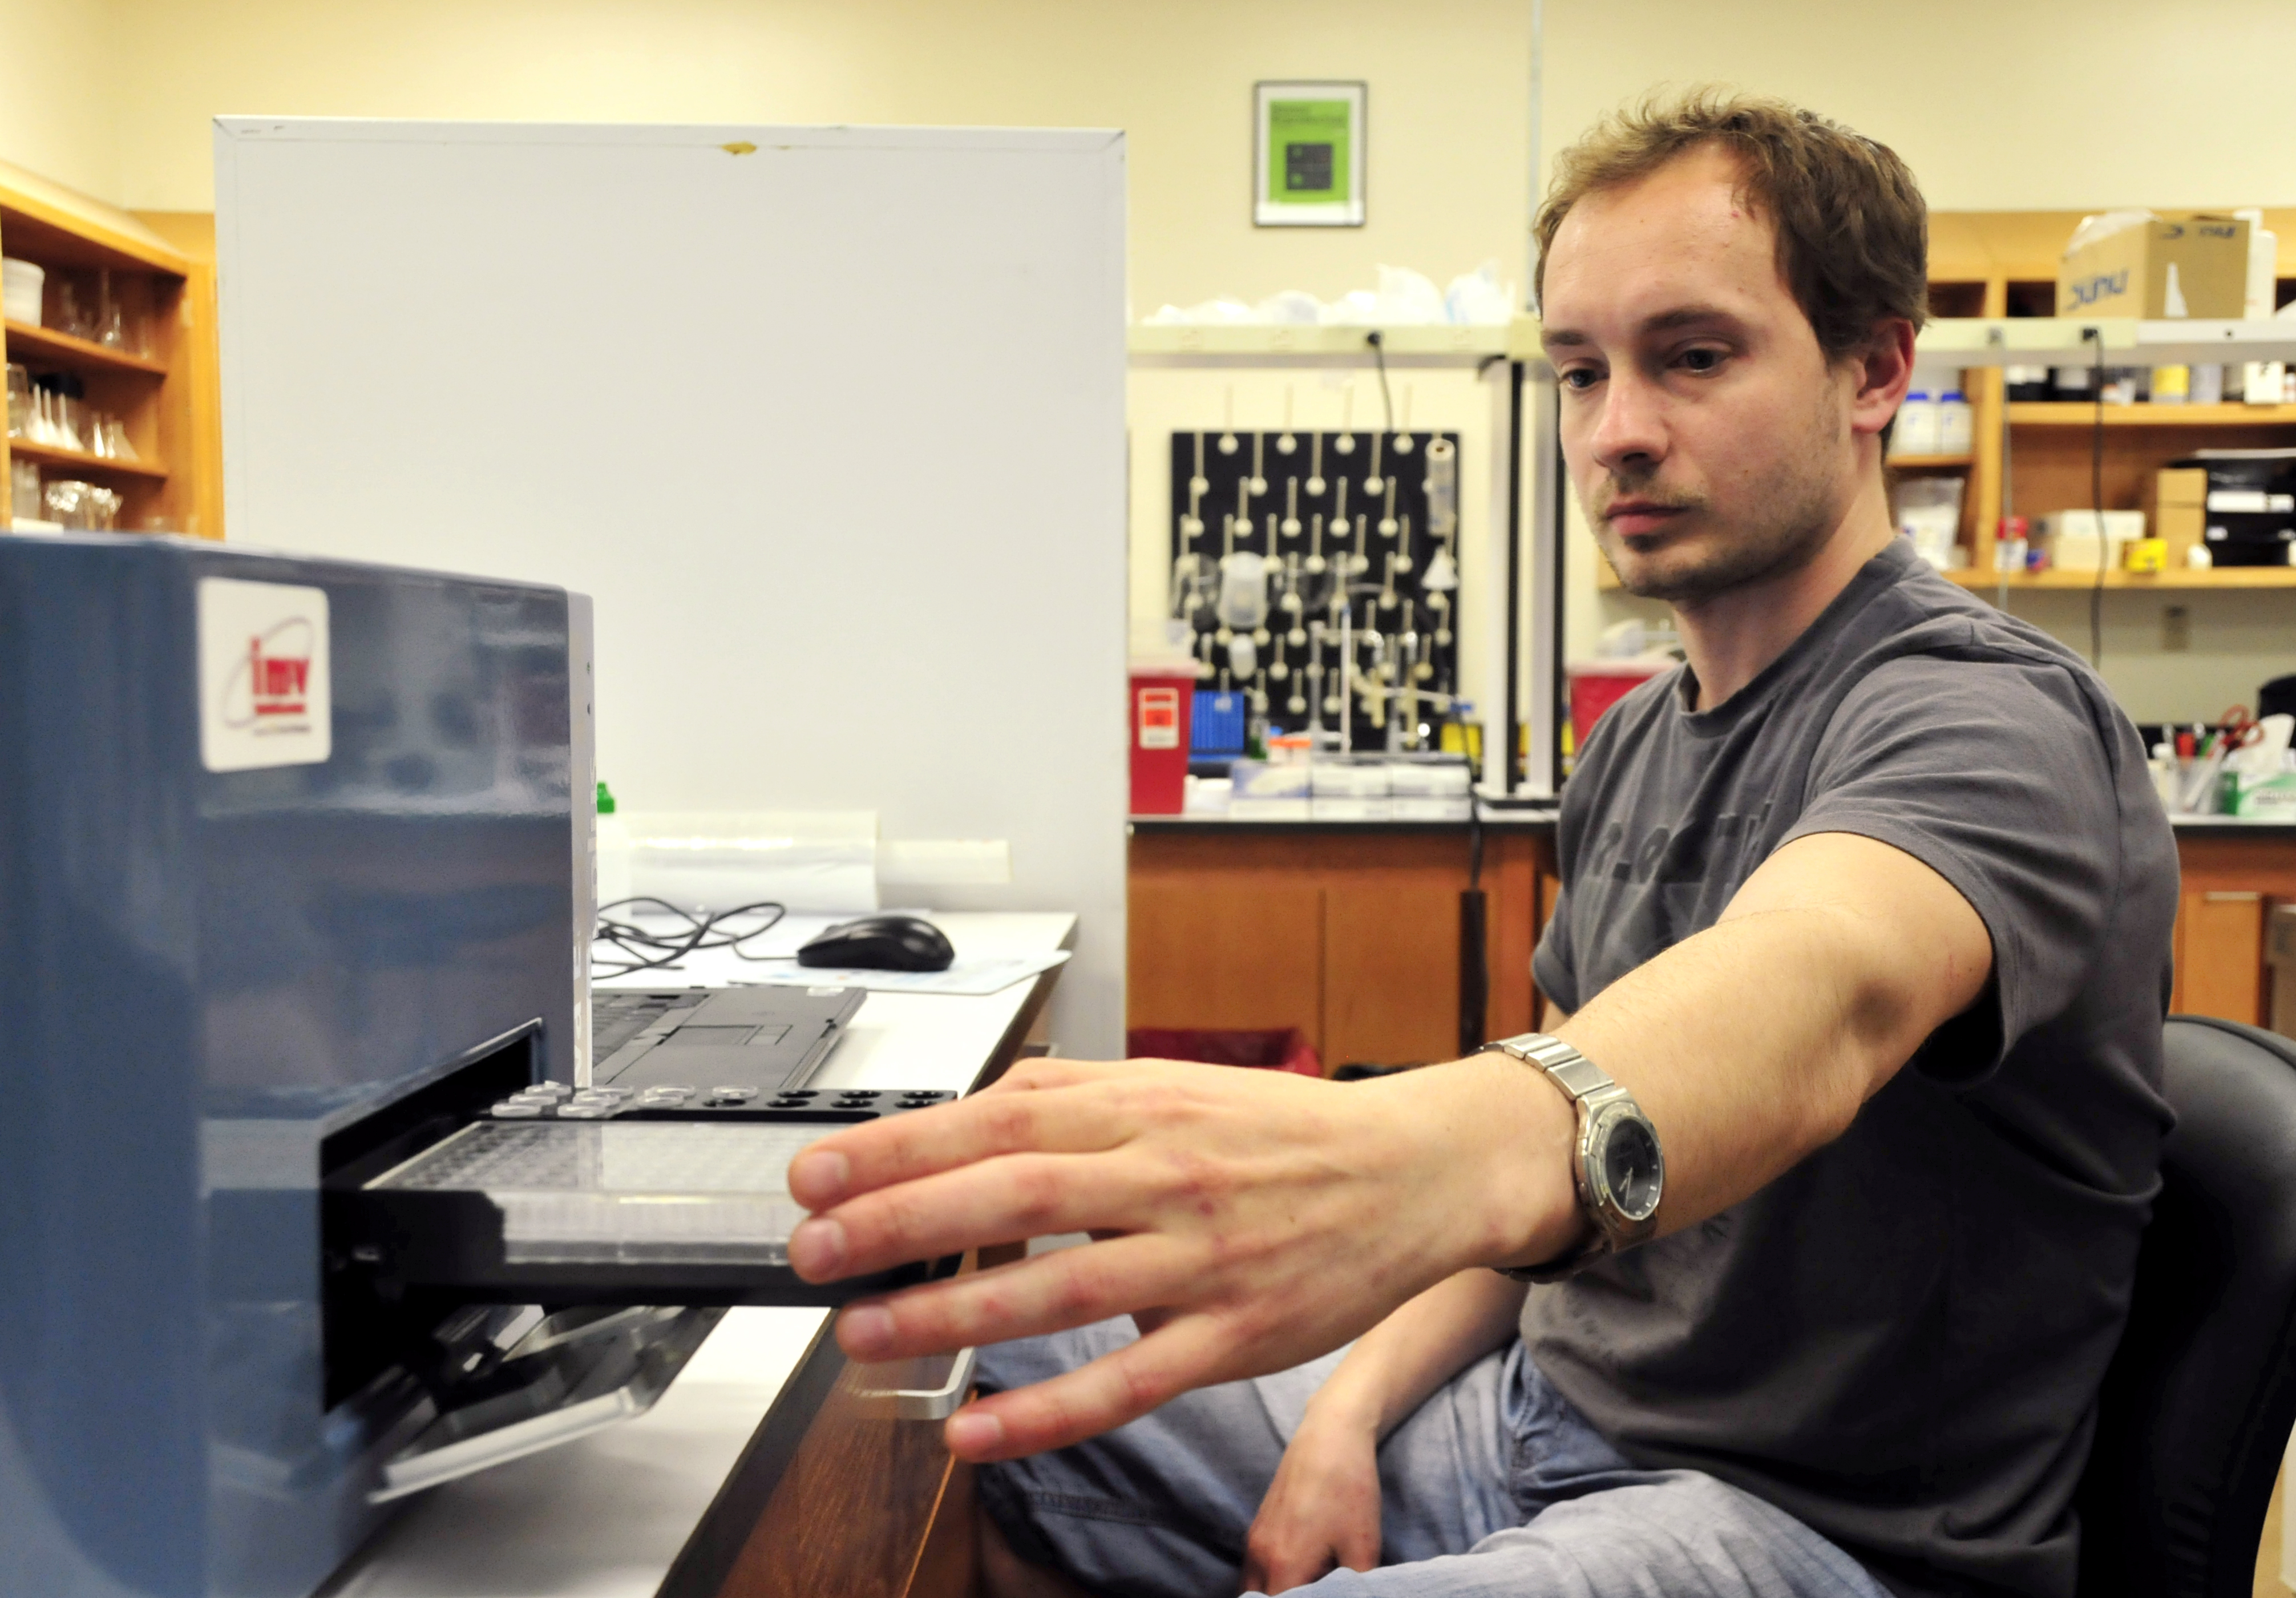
top-left (1193, 689), bottom-right (1246, 755)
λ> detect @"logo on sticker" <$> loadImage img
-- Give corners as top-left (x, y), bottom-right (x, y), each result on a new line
top-left (198, 578), bottom-right (332, 772)
top-left (224, 619), bottom-right (318, 729)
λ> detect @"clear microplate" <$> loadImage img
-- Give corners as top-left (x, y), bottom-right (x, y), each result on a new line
top-left (367, 1120), bottom-right (838, 1265)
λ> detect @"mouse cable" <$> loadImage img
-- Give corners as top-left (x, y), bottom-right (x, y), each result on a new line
top-left (593, 897), bottom-right (789, 978)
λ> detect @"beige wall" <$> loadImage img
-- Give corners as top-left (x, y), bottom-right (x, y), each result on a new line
top-left (0, 0), bottom-right (2280, 310)
top-left (10, 0), bottom-right (2296, 306)
top-left (99, 0), bottom-right (1534, 315)
top-left (1, 0), bottom-right (120, 203)
top-left (11, 0), bottom-right (2295, 723)
top-left (1547, 0), bottom-right (2296, 217)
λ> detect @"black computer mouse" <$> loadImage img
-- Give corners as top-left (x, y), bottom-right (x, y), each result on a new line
top-left (797, 914), bottom-right (956, 972)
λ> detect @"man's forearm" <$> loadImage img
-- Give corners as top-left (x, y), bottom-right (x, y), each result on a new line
top-left (1539, 833), bottom-right (1990, 1238)
top-left (1299, 1268), bottom-right (1528, 1439)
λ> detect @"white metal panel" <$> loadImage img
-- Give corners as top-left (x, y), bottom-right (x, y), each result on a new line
top-left (214, 119), bottom-right (1129, 1054)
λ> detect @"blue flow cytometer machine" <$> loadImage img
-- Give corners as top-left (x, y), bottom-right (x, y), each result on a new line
top-left (0, 534), bottom-right (961, 1597)
top-left (0, 534), bottom-right (593, 1596)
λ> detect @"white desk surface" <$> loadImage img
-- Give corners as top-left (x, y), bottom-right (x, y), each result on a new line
top-left (331, 909), bottom-right (1076, 1598)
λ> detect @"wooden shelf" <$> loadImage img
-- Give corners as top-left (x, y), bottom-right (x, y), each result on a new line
top-left (1917, 315), bottom-right (2296, 367)
top-left (5, 319), bottom-right (168, 376)
top-left (7, 437), bottom-right (168, 479)
top-left (0, 159), bottom-right (220, 538)
top-left (1944, 567), bottom-right (2296, 590)
top-left (1129, 320), bottom-right (1528, 364)
top-left (2007, 402), bottom-right (2296, 427)
top-left (1889, 453), bottom-right (1974, 468)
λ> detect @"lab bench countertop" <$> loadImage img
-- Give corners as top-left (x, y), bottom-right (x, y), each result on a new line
top-left (2168, 814), bottom-right (2296, 838)
top-left (1131, 808), bottom-right (1559, 834)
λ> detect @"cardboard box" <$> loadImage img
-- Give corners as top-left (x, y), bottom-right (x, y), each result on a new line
top-left (2238, 774), bottom-right (2296, 821)
top-left (2149, 467), bottom-right (2210, 567)
top-left (2037, 508), bottom-right (2147, 570)
top-left (2058, 213), bottom-right (2249, 319)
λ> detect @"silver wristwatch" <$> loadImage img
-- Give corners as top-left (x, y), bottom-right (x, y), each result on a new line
top-left (1477, 1033), bottom-right (1664, 1284)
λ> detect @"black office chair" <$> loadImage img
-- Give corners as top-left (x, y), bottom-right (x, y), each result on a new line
top-left (2079, 1016), bottom-right (2296, 1597)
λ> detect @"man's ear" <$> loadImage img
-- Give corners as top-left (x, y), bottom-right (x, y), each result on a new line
top-left (1848, 318), bottom-right (1918, 441)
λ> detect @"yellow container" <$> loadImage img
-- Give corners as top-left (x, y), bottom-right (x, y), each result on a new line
top-left (2125, 536), bottom-right (2169, 574)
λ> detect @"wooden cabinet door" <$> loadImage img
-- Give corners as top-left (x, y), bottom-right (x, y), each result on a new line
top-left (1127, 875), bottom-right (1325, 1054)
top-left (2177, 889), bottom-right (2266, 1024)
top-left (1323, 879), bottom-right (1469, 1068)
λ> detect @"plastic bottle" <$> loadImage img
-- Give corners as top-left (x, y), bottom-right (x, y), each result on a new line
top-left (2004, 364), bottom-right (2051, 401)
top-left (1995, 515), bottom-right (2030, 575)
top-left (2237, 208), bottom-right (2279, 320)
top-left (1892, 390), bottom-right (1939, 457)
top-left (1936, 391), bottom-right (1973, 455)
top-left (595, 779), bottom-right (632, 912)
top-left (2149, 742), bottom-right (2180, 812)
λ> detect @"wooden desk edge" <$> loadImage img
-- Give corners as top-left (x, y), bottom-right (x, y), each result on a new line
top-left (660, 957), bottom-right (1070, 1597)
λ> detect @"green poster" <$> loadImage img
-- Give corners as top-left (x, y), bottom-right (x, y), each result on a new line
top-left (1264, 99), bottom-right (1353, 207)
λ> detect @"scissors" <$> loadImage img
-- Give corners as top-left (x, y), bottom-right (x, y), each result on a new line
top-left (2216, 705), bottom-right (2264, 753)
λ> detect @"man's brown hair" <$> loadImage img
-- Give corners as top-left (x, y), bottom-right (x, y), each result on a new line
top-left (1534, 87), bottom-right (1929, 360)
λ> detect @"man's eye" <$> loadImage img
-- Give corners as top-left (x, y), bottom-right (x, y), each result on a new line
top-left (1679, 348), bottom-right (1725, 373)
top-left (1561, 367), bottom-right (1602, 390)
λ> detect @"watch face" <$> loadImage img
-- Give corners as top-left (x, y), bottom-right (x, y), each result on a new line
top-left (1597, 1110), bottom-right (1664, 1222)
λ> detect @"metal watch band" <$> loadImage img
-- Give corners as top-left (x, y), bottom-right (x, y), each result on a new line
top-left (1476, 1032), bottom-right (1647, 1285)
top-left (1483, 1032), bottom-right (1612, 1101)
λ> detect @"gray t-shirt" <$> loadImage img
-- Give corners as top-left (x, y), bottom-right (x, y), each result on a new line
top-left (1525, 538), bottom-right (2177, 1598)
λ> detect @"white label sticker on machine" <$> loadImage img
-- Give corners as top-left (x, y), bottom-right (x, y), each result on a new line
top-left (197, 577), bottom-right (332, 771)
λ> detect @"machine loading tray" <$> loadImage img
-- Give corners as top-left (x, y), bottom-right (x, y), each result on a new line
top-left (330, 1087), bottom-right (960, 1307)
top-left (371, 1119), bottom-right (830, 1266)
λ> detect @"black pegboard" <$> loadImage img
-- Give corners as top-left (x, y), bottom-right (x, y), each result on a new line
top-left (1169, 429), bottom-right (1462, 750)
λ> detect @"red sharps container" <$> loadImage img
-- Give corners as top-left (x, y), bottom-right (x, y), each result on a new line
top-left (1129, 651), bottom-right (1196, 815)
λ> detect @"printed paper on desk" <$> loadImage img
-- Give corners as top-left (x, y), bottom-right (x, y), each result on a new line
top-left (738, 952), bottom-right (1072, 996)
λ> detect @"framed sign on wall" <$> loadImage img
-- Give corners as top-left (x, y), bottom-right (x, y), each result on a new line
top-left (1253, 80), bottom-right (1365, 227)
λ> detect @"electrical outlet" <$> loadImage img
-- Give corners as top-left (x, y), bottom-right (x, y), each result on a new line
top-left (2162, 605), bottom-right (2192, 652)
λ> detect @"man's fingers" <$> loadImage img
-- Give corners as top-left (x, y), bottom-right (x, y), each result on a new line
top-left (940, 1312), bottom-right (1235, 1462)
top-left (971, 1057), bottom-right (1127, 1095)
top-left (832, 1234), bottom-right (1191, 1359)
top-left (791, 1149), bottom-right (1185, 1281)
top-left (787, 1071), bottom-right (1150, 1210)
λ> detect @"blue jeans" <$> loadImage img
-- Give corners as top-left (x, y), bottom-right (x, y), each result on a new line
top-left (976, 1319), bottom-right (1887, 1597)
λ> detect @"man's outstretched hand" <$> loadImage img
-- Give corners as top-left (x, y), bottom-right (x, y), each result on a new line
top-left (784, 1055), bottom-right (1575, 1463)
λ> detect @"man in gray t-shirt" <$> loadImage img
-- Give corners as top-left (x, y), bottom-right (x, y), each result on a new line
top-left (1530, 532), bottom-right (2175, 1597)
top-left (779, 92), bottom-right (2178, 1598)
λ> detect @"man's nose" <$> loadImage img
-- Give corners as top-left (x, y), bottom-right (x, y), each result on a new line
top-left (1589, 368), bottom-right (1669, 475)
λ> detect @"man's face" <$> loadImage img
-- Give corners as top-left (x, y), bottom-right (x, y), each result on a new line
top-left (1541, 145), bottom-right (1862, 604)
